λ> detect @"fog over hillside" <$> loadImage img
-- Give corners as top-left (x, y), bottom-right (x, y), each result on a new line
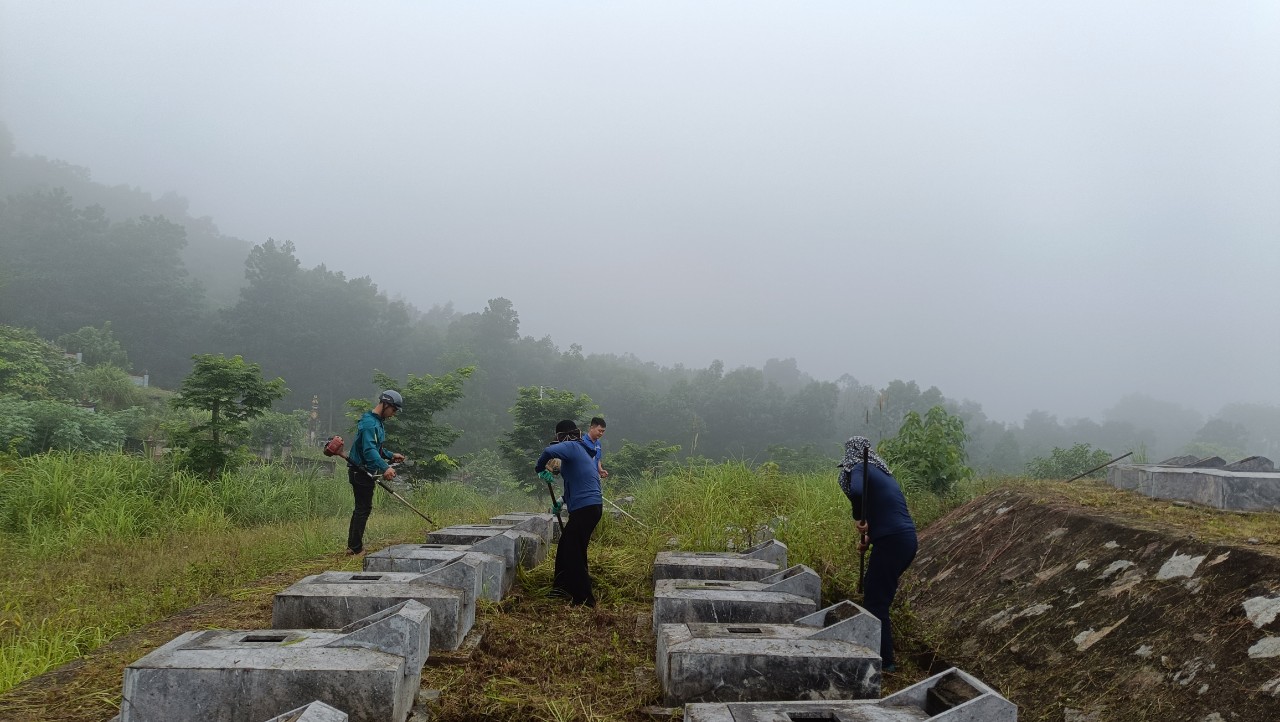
top-left (1, 1), bottom-right (1277, 424)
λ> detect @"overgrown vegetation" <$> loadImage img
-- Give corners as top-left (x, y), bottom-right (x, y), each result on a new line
top-left (877, 406), bottom-right (973, 494)
top-left (1025, 442), bottom-right (1114, 479)
top-left (0, 451), bottom-right (530, 696)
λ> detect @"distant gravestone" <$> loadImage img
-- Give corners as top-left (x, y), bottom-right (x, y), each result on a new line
top-left (1158, 455), bottom-right (1200, 467)
top-left (1223, 456), bottom-right (1275, 472)
top-left (1187, 456), bottom-right (1227, 468)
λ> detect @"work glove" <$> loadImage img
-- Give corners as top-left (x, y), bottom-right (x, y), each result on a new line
top-left (551, 499), bottom-right (563, 516)
top-left (538, 470), bottom-right (555, 484)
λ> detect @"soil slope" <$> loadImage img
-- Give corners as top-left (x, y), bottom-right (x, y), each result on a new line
top-left (903, 486), bottom-right (1280, 722)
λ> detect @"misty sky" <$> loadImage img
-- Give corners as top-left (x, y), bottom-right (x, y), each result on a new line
top-left (2, 1), bottom-right (1277, 424)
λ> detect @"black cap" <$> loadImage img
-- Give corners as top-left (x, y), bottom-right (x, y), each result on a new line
top-left (555, 419), bottom-right (579, 435)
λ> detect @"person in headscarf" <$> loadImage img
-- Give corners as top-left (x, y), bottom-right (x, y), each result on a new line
top-left (535, 419), bottom-right (603, 606)
top-left (838, 436), bottom-right (918, 672)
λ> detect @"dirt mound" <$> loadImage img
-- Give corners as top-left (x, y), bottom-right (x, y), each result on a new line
top-left (903, 488), bottom-right (1280, 722)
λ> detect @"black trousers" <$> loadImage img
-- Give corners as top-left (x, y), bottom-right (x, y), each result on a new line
top-left (553, 504), bottom-right (602, 606)
top-left (347, 466), bottom-right (375, 553)
top-left (863, 530), bottom-right (918, 666)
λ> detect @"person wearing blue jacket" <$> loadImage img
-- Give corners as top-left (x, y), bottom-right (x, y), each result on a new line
top-left (838, 435), bottom-right (918, 672)
top-left (345, 390), bottom-right (405, 556)
top-left (536, 419), bottom-right (603, 606)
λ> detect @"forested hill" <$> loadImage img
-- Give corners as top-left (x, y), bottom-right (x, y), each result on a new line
top-left (2, 134), bottom-right (1275, 472)
top-left (0, 129), bottom-right (250, 308)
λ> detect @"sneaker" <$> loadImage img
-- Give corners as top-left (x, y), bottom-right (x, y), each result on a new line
top-left (345, 548), bottom-right (364, 557)
top-left (883, 663), bottom-right (897, 673)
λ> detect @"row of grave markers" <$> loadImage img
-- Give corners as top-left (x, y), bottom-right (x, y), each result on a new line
top-left (651, 540), bottom-right (1020, 721)
top-left (112, 512), bottom-right (557, 722)
top-left (110, 509), bottom-right (1018, 721)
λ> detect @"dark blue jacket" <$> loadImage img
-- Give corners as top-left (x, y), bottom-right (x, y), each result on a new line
top-left (349, 410), bottom-right (395, 473)
top-left (839, 462), bottom-right (916, 542)
top-left (535, 439), bottom-right (602, 512)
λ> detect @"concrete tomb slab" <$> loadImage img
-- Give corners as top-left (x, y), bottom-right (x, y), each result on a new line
top-left (653, 569), bottom-right (821, 627)
top-left (263, 701), bottom-right (348, 722)
top-left (426, 524), bottom-right (516, 546)
top-left (426, 526), bottom-right (547, 574)
top-left (656, 601), bottom-right (883, 704)
top-left (653, 548), bottom-right (783, 583)
top-left (794, 600), bottom-right (882, 650)
top-left (272, 570), bottom-right (472, 651)
top-left (366, 544), bottom-right (509, 598)
top-left (683, 667), bottom-right (1017, 721)
top-left (1224, 456), bottom-right (1275, 472)
top-left (756, 565), bottom-right (822, 606)
top-left (741, 539), bottom-right (788, 567)
top-left (1158, 455), bottom-right (1200, 466)
top-left (1107, 463), bottom-right (1280, 512)
top-left (1188, 456), bottom-right (1226, 468)
top-left (490, 512), bottom-right (557, 544)
top-left (376, 551), bottom-right (500, 604)
top-left (118, 600), bottom-right (430, 722)
top-left (506, 528), bottom-right (549, 569)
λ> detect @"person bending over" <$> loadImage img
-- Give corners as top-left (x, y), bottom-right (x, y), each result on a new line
top-left (536, 419), bottom-right (603, 606)
top-left (838, 435), bottom-right (917, 672)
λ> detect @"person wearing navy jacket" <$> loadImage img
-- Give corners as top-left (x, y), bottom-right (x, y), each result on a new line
top-left (838, 436), bottom-right (918, 672)
top-left (536, 419), bottom-right (604, 606)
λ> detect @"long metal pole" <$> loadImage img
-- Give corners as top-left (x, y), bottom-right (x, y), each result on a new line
top-left (1066, 451), bottom-right (1133, 483)
top-left (603, 495), bottom-right (649, 528)
top-left (857, 446), bottom-right (870, 595)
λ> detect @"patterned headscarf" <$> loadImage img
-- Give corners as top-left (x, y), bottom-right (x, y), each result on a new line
top-left (839, 436), bottom-right (891, 475)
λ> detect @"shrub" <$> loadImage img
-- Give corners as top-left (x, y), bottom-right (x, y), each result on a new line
top-left (1026, 442), bottom-right (1112, 480)
top-left (877, 406), bottom-right (972, 495)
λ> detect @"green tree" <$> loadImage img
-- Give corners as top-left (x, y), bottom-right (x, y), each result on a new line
top-left (171, 354), bottom-right (287, 478)
top-left (347, 367), bottom-right (474, 482)
top-left (1026, 443), bottom-right (1113, 480)
top-left (608, 439), bottom-right (682, 483)
top-left (878, 405), bottom-right (972, 494)
top-left (56, 322), bottom-right (130, 369)
top-left (0, 325), bottom-right (76, 400)
top-left (500, 385), bottom-right (598, 486)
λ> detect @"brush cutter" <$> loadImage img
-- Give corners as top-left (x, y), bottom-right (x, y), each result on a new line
top-left (324, 435), bottom-right (435, 526)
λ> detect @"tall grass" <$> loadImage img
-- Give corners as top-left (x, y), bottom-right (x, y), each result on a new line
top-left (602, 462), bottom-right (991, 604)
top-left (0, 453), bottom-right (354, 557)
top-left (0, 452), bottom-right (534, 694)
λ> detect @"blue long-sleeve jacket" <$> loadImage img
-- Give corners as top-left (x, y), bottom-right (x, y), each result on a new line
top-left (838, 462), bottom-right (916, 542)
top-left (349, 410), bottom-right (395, 473)
top-left (535, 439), bottom-right (602, 512)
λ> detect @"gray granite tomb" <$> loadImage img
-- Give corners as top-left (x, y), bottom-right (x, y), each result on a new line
top-left (683, 667), bottom-right (1017, 721)
top-left (272, 570), bottom-right (472, 651)
top-left (657, 600), bottom-right (882, 705)
top-left (117, 601), bottom-right (430, 722)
